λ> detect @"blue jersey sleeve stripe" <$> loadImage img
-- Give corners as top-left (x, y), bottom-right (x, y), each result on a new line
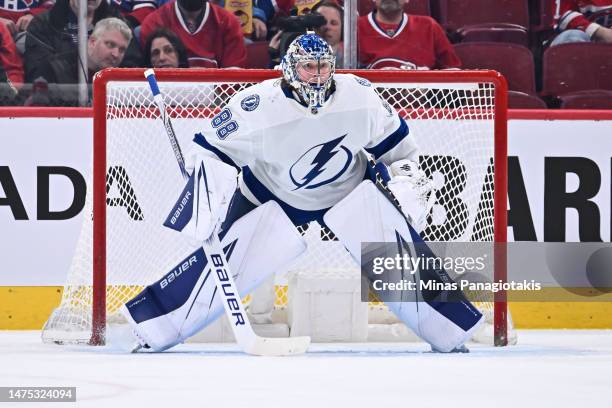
top-left (193, 133), bottom-right (240, 170)
top-left (364, 117), bottom-right (409, 160)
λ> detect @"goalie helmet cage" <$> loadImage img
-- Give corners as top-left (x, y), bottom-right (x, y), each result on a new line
top-left (56, 68), bottom-right (509, 347)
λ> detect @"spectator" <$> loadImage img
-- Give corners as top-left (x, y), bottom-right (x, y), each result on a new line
top-left (114, 0), bottom-right (158, 28)
top-left (88, 18), bottom-right (132, 72)
top-left (268, 1), bottom-right (339, 67)
top-left (357, 0), bottom-right (461, 70)
top-left (211, 0), bottom-right (334, 40)
top-left (0, 0), bottom-right (54, 36)
top-left (312, 1), bottom-right (343, 66)
top-left (552, 0), bottom-right (612, 45)
top-left (25, 17), bottom-right (133, 104)
top-left (219, 0), bottom-right (268, 40)
top-left (24, 0), bottom-right (142, 85)
top-left (252, 0), bottom-right (279, 39)
top-left (144, 27), bottom-right (188, 67)
top-left (0, 22), bottom-right (23, 102)
top-left (211, 0), bottom-right (271, 40)
top-left (139, 0), bottom-right (246, 68)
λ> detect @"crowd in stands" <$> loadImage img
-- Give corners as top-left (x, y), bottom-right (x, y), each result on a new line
top-left (0, 0), bottom-right (610, 108)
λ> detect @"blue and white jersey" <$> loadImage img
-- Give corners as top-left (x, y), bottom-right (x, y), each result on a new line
top-left (193, 73), bottom-right (416, 216)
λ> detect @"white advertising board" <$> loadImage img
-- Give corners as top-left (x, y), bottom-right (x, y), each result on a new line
top-left (1, 115), bottom-right (611, 285)
top-left (1, 117), bottom-right (92, 285)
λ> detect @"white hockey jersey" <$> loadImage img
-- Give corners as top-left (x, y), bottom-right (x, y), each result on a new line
top-left (192, 73), bottom-right (417, 219)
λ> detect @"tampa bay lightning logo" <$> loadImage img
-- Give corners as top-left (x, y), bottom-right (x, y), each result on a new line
top-left (354, 77), bottom-right (371, 87)
top-left (240, 94), bottom-right (260, 111)
top-left (289, 135), bottom-right (353, 190)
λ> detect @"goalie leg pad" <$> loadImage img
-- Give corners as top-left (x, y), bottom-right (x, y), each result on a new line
top-left (323, 180), bottom-right (484, 352)
top-left (121, 200), bottom-right (307, 351)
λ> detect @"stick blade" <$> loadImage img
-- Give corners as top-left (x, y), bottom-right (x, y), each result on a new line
top-left (245, 336), bottom-right (311, 357)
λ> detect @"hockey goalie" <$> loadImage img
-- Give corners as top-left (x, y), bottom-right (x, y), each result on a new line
top-left (120, 33), bottom-right (485, 353)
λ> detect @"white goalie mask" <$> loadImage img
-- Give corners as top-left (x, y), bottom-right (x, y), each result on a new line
top-left (280, 32), bottom-right (336, 112)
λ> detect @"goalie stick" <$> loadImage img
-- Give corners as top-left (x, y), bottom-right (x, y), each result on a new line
top-left (144, 69), bottom-right (311, 356)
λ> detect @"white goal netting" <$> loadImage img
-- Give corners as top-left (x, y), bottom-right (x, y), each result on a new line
top-left (42, 69), bottom-right (510, 346)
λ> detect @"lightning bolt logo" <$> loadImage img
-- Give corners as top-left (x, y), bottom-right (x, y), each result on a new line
top-left (289, 135), bottom-right (353, 190)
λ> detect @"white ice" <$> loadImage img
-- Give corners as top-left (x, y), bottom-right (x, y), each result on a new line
top-left (1, 330), bottom-right (611, 408)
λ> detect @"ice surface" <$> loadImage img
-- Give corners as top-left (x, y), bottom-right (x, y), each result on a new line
top-left (1, 330), bottom-right (611, 407)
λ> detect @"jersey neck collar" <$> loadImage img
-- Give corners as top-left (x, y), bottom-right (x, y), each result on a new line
top-left (175, 1), bottom-right (210, 35)
top-left (369, 11), bottom-right (408, 39)
top-left (280, 80), bottom-right (336, 113)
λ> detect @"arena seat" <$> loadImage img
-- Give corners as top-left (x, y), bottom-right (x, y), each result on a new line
top-left (559, 90), bottom-right (612, 109)
top-left (542, 43), bottom-right (612, 97)
top-left (453, 42), bottom-right (536, 94)
top-left (509, 91), bottom-right (548, 109)
top-left (457, 23), bottom-right (528, 46)
top-left (433, 0), bottom-right (530, 31)
top-left (246, 41), bottom-right (270, 69)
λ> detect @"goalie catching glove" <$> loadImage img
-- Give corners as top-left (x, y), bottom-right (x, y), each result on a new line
top-left (163, 154), bottom-right (237, 241)
top-left (386, 159), bottom-right (437, 233)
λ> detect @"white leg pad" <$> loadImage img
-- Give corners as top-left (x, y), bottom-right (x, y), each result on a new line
top-left (121, 200), bottom-right (306, 351)
top-left (323, 180), bottom-right (483, 352)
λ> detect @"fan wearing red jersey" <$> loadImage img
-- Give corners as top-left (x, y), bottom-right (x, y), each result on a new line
top-left (552, 0), bottom-right (612, 45)
top-left (0, 0), bottom-right (53, 35)
top-left (139, 0), bottom-right (246, 68)
top-left (358, 0), bottom-right (461, 70)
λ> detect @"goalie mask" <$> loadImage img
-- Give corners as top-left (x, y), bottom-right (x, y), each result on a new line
top-left (281, 32), bottom-right (336, 113)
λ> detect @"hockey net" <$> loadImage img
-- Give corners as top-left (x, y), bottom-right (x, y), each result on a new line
top-left (42, 68), bottom-right (510, 346)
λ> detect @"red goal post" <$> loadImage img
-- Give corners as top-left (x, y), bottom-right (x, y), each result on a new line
top-left (81, 68), bottom-right (508, 346)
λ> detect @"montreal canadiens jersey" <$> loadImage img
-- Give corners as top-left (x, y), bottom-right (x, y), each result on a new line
top-left (192, 74), bottom-right (417, 214)
top-left (358, 12), bottom-right (461, 70)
